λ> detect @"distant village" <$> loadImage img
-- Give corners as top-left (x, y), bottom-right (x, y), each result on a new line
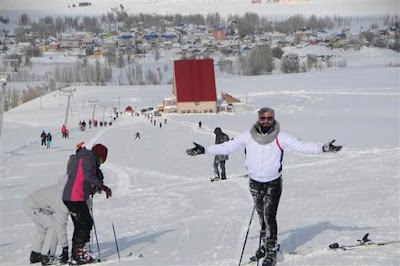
top-left (1, 12), bottom-right (399, 61)
top-left (0, 11), bottom-right (399, 113)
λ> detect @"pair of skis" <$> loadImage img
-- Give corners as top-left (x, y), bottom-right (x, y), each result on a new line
top-left (288, 233), bottom-right (399, 256)
top-left (328, 233), bottom-right (399, 251)
top-left (243, 233), bottom-right (399, 265)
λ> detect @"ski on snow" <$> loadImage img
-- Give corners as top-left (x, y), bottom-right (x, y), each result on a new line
top-left (67, 252), bottom-right (143, 265)
top-left (289, 233), bottom-right (399, 255)
top-left (242, 233), bottom-right (399, 265)
top-left (328, 233), bottom-right (399, 251)
top-left (210, 174), bottom-right (248, 182)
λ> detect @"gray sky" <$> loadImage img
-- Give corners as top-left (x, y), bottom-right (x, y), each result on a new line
top-left (1, 0), bottom-right (399, 17)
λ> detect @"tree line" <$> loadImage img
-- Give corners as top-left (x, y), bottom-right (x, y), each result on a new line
top-left (15, 11), bottom-right (399, 41)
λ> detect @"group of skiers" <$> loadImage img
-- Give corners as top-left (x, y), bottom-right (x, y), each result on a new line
top-left (186, 107), bottom-right (342, 266)
top-left (25, 142), bottom-right (112, 265)
top-left (40, 131), bottom-right (52, 148)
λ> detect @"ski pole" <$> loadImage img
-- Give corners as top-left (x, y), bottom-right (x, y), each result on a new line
top-left (238, 204), bottom-right (256, 266)
top-left (89, 205), bottom-right (101, 255)
top-left (89, 198), bottom-right (94, 254)
top-left (112, 222), bottom-right (121, 262)
top-left (256, 230), bottom-right (262, 266)
top-left (107, 200), bottom-right (121, 261)
top-left (89, 209), bottom-right (93, 253)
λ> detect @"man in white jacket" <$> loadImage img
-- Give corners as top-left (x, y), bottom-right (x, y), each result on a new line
top-left (24, 176), bottom-right (69, 265)
top-left (186, 107), bottom-right (342, 266)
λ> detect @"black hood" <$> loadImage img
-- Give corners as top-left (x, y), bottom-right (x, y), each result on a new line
top-left (214, 127), bottom-right (222, 134)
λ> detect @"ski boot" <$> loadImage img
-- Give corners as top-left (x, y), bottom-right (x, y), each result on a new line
top-left (71, 243), bottom-right (94, 265)
top-left (211, 174), bottom-right (220, 182)
top-left (262, 240), bottom-right (278, 266)
top-left (220, 174), bottom-right (226, 180)
top-left (41, 255), bottom-right (56, 265)
top-left (249, 230), bottom-right (267, 261)
top-left (30, 251), bottom-right (42, 263)
top-left (59, 246), bottom-right (69, 264)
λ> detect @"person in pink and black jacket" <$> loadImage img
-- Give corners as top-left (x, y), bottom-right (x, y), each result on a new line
top-left (62, 144), bottom-right (112, 265)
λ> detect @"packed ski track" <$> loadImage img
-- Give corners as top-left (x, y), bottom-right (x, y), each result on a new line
top-left (1, 59), bottom-right (399, 265)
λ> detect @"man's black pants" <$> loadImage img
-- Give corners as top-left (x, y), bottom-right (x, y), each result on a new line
top-left (249, 177), bottom-right (282, 242)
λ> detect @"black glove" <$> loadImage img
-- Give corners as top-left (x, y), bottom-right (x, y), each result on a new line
top-left (60, 246), bottom-right (68, 263)
top-left (186, 142), bottom-right (205, 156)
top-left (100, 184), bottom-right (112, 198)
top-left (322, 139), bottom-right (342, 153)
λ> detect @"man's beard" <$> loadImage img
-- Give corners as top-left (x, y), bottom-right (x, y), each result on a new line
top-left (258, 121), bottom-right (275, 134)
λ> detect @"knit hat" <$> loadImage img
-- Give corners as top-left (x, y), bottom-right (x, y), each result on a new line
top-left (92, 144), bottom-right (108, 163)
top-left (76, 141), bottom-right (85, 149)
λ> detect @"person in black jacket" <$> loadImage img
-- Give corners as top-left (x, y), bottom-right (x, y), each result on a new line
top-left (212, 127), bottom-right (230, 180)
top-left (62, 144), bottom-right (111, 265)
top-left (40, 130), bottom-right (47, 146)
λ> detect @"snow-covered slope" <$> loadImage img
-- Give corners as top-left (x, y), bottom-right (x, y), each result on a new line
top-left (0, 47), bottom-right (399, 266)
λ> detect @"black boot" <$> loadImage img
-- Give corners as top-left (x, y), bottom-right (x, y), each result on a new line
top-left (249, 230), bottom-right (267, 261)
top-left (59, 246), bottom-right (69, 264)
top-left (41, 255), bottom-right (56, 265)
top-left (30, 251), bottom-right (42, 263)
top-left (71, 243), bottom-right (94, 265)
top-left (221, 174), bottom-right (226, 180)
top-left (249, 245), bottom-right (266, 262)
top-left (262, 240), bottom-right (278, 266)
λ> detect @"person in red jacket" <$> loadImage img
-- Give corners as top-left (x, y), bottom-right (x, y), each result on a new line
top-left (61, 125), bottom-right (68, 138)
top-left (62, 144), bottom-right (112, 264)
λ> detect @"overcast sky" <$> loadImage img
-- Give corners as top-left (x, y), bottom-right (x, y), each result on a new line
top-left (1, 0), bottom-right (399, 18)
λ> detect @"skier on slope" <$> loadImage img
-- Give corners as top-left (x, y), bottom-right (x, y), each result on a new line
top-left (186, 107), bottom-right (342, 266)
top-left (61, 125), bottom-right (68, 138)
top-left (135, 132), bottom-right (141, 140)
top-left (212, 127), bottom-right (230, 181)
top-left (62, 144), bottom-right (112, 265)
top-left (23, 176), bottom-right (69, 265)
top-left (46, 132), bottom-right (52, 149)
top-left (41, 130), bottom-right (47, 146)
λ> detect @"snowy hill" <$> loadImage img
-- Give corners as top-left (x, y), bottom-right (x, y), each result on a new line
top-left (0, 48), bottom-right (399, 265)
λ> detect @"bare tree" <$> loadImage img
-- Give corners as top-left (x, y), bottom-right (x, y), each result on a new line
top-left (272, 47), bottom-right (284, 59)
top-left (105, 48), bottom-right (117, 66)
top-left (145, 68), bottom-right (159, 85)
top-left (248, 44), bottom-right (274, 75)
top-left (281, 54), bottom-right (300, 73)
top-left (19, 14), bottom-right (29, 25)
top-left (117, 50), bottom-right (125, 68)
top-left (234, 55), bottom-right (249, 76)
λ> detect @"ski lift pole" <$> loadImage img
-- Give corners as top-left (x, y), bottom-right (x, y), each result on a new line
top-left (62, 88), bottom-right (76, 127)
top-left (0, 78), bottom-right (7, 140)
top-left (0, 59), bottom-right (18, 140)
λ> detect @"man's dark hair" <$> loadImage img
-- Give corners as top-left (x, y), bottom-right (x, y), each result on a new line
top-left (258, 107), bottom-right (275, 115)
